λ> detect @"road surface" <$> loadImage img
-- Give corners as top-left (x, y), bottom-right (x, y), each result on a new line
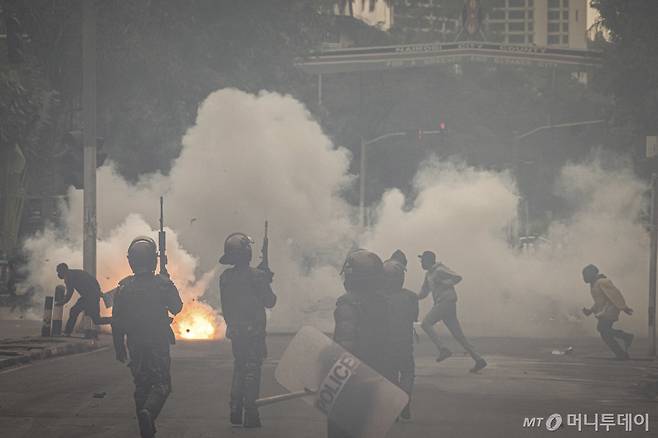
top-left (0, 334), bottom-right (656, 438)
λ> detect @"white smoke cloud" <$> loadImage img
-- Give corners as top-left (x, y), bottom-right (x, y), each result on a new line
top-left (20, 88), bottom-right (649, 338)
top-left (364, 159), bottom-right (649, 337)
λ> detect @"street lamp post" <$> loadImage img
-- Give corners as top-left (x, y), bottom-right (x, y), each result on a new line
top-left (514, 119), bottom-right (606, 240)
top-left (359, 130), bottom-right (446, 227)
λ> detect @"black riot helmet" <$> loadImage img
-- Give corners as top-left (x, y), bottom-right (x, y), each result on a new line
top-left (341, 249), bottom-right (383, 294)
top-left (219, 232), bottom-right (254, 265)
top-left (382, 259), bottom-right (405, 292)
top-left (127, 236), bottom-right (158, 274)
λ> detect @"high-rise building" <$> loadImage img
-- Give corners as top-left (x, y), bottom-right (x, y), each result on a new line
top-left (335, 0), bottom-right (588, 49)
top-left (487, 0), bottom-right (587, 48)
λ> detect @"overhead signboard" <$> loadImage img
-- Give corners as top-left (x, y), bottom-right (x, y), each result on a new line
top-left (297, 41), bottom-right (603, 74)
top-left (647, 136), bottom-right (658, 159)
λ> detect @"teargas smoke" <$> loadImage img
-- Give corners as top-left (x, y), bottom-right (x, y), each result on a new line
top-left (20, 89), bottom-right (649, 338)
top-left (364, 159), bottom-right (648, 337)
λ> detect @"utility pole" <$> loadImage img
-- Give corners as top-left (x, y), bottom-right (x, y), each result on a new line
top-left (82, 0), bottom-right (97, 337)
top-left (649, 173), bottom-right (657, 357)
top-left (359, 137), bottom-right (366, 228)
top-left (82, 0), bottom-right (97, 278)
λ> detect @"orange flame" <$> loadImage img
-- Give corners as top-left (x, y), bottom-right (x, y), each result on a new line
top-left (173, 301), bottom-right (226, 341)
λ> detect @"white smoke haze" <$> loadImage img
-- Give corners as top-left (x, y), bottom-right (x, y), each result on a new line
top-left (20, 88), bottom-right (650, 338)
top-left (365, 159), bottom-right (649, 337)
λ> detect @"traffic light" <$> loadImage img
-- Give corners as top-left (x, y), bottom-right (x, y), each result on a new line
top-left (58, 131), bottom-right (106, 189)
top-left (438, 121), bottom-right (447, 133)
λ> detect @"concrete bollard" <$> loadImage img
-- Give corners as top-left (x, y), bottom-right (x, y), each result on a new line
top-left (51, 285), bottom-right (65, 336)
top-left (41, 296), bottom-right (54, 337)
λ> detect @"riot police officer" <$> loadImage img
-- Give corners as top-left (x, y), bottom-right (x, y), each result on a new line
top-left (219, 232), bottom-right (276, 428)
top-left (383, 250), bottom-right (419, 422)
top-left (330, 249), bottom-right (394, 438)
top-left (112, 236), bottom-right (183, 438)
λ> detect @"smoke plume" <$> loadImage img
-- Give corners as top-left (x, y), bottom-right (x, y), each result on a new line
top-left (21, 89), bottom-right (649, 338)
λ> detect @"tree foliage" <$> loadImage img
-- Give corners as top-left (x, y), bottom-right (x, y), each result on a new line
top-left (591, 0), bottom-right (658, 159)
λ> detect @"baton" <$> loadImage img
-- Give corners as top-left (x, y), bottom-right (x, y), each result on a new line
top-left (255, 387), bottom-right (316, 407)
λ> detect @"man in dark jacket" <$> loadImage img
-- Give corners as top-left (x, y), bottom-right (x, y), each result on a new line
top-left (56, 263), bottom-right (111, 336)
top-left (219, 232), bottom-right (276, 428)
top-left (112, 236), bottom-right (183, 438)
top-left (383, 250), bottom-right (419, 421)
top-left (330, 249), bottom-right (393, 438)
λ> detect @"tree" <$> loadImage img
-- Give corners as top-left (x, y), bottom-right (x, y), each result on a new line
top-left (591, 0), bottom-right (658, 161)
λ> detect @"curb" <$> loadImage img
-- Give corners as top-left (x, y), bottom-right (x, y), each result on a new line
top-left (0, 337), bottom-right (104, 370)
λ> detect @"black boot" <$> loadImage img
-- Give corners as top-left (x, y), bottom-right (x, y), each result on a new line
top-left (137, 409), bottom-right (155, 438)
top-left (230, 402), bottom-right (243, 426)
top-left (400, 403), bottom-right (412, 422)
top-left (243, 408), bottom-right (261, 428)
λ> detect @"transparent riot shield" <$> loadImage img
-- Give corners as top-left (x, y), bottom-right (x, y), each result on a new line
top-left (274, 326), bottom-right (409, 438)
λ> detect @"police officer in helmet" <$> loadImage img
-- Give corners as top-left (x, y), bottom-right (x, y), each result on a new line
top-left (383, 250), bottom-right (419, 422)
top-left (330, 249), bottom-right (394, 438)
top-left (219, 232), bottom-right (276, 428)
top-left (112, 236), bottom-right (183, 438)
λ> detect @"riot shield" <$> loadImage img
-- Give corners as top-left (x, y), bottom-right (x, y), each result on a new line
top-left (275, 326), bottom-right (409, 438)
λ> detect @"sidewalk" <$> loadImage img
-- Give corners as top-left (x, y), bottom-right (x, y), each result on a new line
top-left (0, 319), bottom-right (109, 370)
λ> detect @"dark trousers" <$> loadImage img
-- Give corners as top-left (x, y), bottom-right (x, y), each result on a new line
top-left (391, 350), bottom-right (415, 415)
top-left (64, 297), bottom-right (112, 334)
top-left (229, 331), bottom-right (266, 413)
top-left (421, 300), bottom-right (483, 362)
top-left (127, 344), bottom-right (172, 438)
top-left (596, 318), bottom-right (631, 358)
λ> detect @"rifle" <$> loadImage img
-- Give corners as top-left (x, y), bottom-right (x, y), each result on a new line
top-left (257, 221), bottom-right (270, 274)
top-left (159, 196), bottom-right (169, 277)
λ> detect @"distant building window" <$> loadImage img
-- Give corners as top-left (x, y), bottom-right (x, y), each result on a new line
top-left (562, 34), bottom-right (569, 44)
top-left (548, 34), bottom-right (560, 44)
top-left (490, 22), bottom-right (505, 32)
top-left (509, 22), bottom-right (525, 31)
top-left (548, 0), bottom-right (559, 8)
top-left (508, 34), bottom-right (526, 43)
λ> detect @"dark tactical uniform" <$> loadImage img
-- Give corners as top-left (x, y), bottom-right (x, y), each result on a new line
top-left (383, 255), bottom-right (419, 420)
top-left (386, 288), bottom-right (418, 417)
top-left (61, 268), bottom-right (111, 334)
top-left (330, 249), bottom-right (394, 438)
top-left (220, 265), bottom-right (276, 425)
top-left (112, 273), bottom-right (182, 437)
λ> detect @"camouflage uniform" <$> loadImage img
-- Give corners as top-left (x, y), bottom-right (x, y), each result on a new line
top-left (220, 265), bottom-right (276, 426)
top-left (112, 273), bottom-right (182, 437)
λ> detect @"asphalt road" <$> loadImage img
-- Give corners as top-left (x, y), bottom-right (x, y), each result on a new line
top-left (0, 334), bottom-right (656, 438)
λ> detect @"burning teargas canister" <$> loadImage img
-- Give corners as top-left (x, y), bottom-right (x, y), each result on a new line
top-left (172, 300), bottom-right (226, 341)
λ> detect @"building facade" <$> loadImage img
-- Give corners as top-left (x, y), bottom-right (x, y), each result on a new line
top-left (487, 0), bottom-right (587, 48)
top-left (336, 0), bottom-right (588, 49)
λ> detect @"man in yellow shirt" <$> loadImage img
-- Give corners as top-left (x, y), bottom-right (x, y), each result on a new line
top-left (581, 264), bottom-right (634, 360)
